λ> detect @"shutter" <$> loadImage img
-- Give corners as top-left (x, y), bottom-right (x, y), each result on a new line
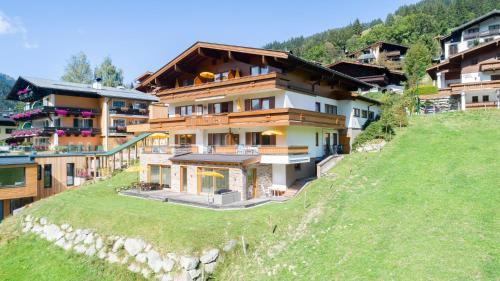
top-left (191, 134), bottom-right (196, 145)
top-left (269, 96), bottom-right (275, 109)
top-left (227, 101), bottom-right (233, 112)
top-left (244, 99), bottom-right (250, 111)
top-left (73, 118), bottom-right (79, 128)
top-left (245, 132), bottom-right (251, 145)
top-left (175, 107), bottom-right (180, 116)
top-left (175, 135), bottom-right (180, 145)
top-left (207, 134), bottom-right (213, 146)
top-left (270, 135), bottom-right (276, 145)
top-left (88, 119), bottom-right (93, 128)
top-left (208, 103), bottom-right (214, 114)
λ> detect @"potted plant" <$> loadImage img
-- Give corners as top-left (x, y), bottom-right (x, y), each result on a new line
top-left (55, 109), bottom-right (68, 116)
top-left (81, 111), bottom-right (92, 118)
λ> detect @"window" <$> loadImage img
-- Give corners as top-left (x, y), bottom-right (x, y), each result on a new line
top-left (209, 102), bottom-right (232, 114)
top-left (362, 110), bottom-right (368, 118)
top-left (214, 71), bottom-right (229, 82)
top-left (150, 165), bottom-right (160, 184)
top-left (368, 111), bottom-right (375, 120)
top-left (53, 118), bottom-right (61, 127)
top-left (467, 27), bottom-right (479, 34)
top-left (175, 134), bottom-right (196, 145)
top-left (73, 118), bottom-right (93, 128)
top-left (332, 133), bottom-right (338, 145)
top-left (489, 24), bottom-right (500, 31)
top-left (315, 102), bottom-right (321, 112)
top-left (132, 102), bottom-right (147, 109)
top-left (449, 44), bottom-right (458, 56)
top-left (112, 100), bottom-right (126, 108)
top-left (353, 108), bottom-right (361, 117)
top-left (251, 99), bottom-right (261, 110)
top-left (484, 38), bottom-right (494, 43)
top-left (0, 167), bottom-right (25, 187)
top-left (246, 132), bottom-right (275, 146)
top-left (325, 104), bottom-right (337, 115)
top-left (161, 166), bottom-right (171, 188)
top-left (294, 163), bottom-right (301, 171)
top-left (472, 96), bottom-right (479, 103)
top-left (250, 65), bottom-right (269, 76)
top-left (5, 128), bottom-right (13, 134)
top-left (37, 165), bottom-right (42, 180)
top-left (200, 168), bottom-right (229, 193)
top-left (66, 163), bottom-right (75, 186)
top-left (195, 105), bottom-right (203, 115)
top-left (315, 132), bottom-right (319, 147)
top-left (208, 133), bottom-right (239, 146)
top-left (247, 97), bottom-right (274, 111)
top-left (112, 119), bottom-right (126, 127)
top-left (44, 164), bottom-right (52, 188)
top-left (177, 105), bottom-right (193, 116)
top-left (483, 95), bottom-right (489, 102)
top-left (491, 74), bottom-right (500, 81)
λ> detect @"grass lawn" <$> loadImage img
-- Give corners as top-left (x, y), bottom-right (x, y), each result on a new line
top-left (220, 110), bottom-right (500, 280)
top-left (0, 234), bottom-right (144, 281)
top-left (0, 110), bottom-right (499, 280)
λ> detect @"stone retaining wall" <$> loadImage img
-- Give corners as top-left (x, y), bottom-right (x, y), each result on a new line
top-left (21, 215), bottom-right (237, 281)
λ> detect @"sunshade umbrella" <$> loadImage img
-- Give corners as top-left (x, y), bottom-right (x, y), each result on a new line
top-left (199, 171), bottom-right (225, 178)
top-left (199, 72), bottom-right (215, 79)
top-left (261, 130), bottom-right (283, 136)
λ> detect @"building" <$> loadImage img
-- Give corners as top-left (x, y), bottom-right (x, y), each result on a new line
top-left (0, 117), bottom-right (16, 141)
top-left (328, 60), bottom-right (406, 94)
top-left (347, 41), bottom-right (408, 69)
top-left (6, 76), bottom-right (158, 151)
top-left (128, 42), bottom-right (381, 201)
top-left (440, 10), bottom-right (500, 60)
top-left (0, 155), bottom-right (37, 222)
top-left (425, 27), bottom-right (500, 112)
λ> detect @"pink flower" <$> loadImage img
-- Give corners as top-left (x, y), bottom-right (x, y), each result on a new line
top-left (81, 111), bottom-right (92, 118)
top-left (55, 109), bottom-right (68, 116)
top-left (56, 129), bottom-right (65, 137)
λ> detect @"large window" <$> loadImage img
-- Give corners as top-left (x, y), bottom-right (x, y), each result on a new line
top-left (247, 97), bottom-right (274, 111)
top-left (353, 108), bottom-right (361, 117)
top-left (250, 65), bottom-right (269, 76)
top-left (176, 105), bottom-right (193, 116)
top-left (73, 118), bottom-right (93, 128)
top-left (0, 167), bottom-right (25, 187)
top-left (175, 134), bottom-right (196, 145)
top-left (200, 168), bottom-right (229, 193)
top-left (325, 104), bottom-right (337, 115)
top-left (44, 164), bottom-right (52, 188)
top-left (472, 96), bottom-right (479, 103)
top-left (112, 100), bottom-right (126, 108)
top-left (483, 95), bottom-right (489, 102)
top-left (150, 165), bottom-right (160, 184)
top-left (208, 102), bottom-right (232, 114)
top-left (149, 165), bottom-right (171, 188)
top-left (112, 119), bottom-right (126, 127)
top-left (66, 163), bottom-right (75, 186)
top-left (246, 132), bottom-right (276, 146)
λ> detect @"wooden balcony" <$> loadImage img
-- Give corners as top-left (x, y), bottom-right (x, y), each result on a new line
top-left (449, 80), bottom-right (500, 92)
top-left (143, 145), bottom-right (308, 156)
top-left (480, 61), bottom-right (500, 72)
top-left (128, 108), bottom-right (346, 133)
top-left (465, 101), bottom-right (498, 109)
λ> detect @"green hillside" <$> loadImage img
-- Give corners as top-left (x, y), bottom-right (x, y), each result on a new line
top-left (264, 0), bottom-right (500, 63)
top-left (0, 110), bottom-right (498, 280)
top-left (0, 73), bottom-right (16, 111)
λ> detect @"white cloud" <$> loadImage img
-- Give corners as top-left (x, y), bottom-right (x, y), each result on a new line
top-left (0, 10), bottom-right (39, 49)
top-left (0, 11), bottom-right (15, 34)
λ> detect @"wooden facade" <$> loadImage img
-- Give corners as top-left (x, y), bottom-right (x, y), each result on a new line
top-left (0, 164), bottom-right (38, 201)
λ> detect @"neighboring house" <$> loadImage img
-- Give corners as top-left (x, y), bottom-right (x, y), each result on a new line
top-left (347, 41), bottom-right (408, 69)
top-left (425, 37), bottom-right (500, 112)
top-left (128, 42), bottom-right (381, 200)
top-left (328, 60), bottom-right (407, 94)
top-left (440, 10), bottom-right (500, 60)
top-left (0, 117), bottom-right (16, 141)
top-left (6, 76), bottom-right (158, 151)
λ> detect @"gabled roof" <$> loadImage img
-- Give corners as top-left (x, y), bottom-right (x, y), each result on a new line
top-left (138, 41), bottom-right (373, 91)
top-left (442, 10), bottom-right (500, 41)
top-left (328, 60), bottom-right (406, 86)
top-left (8, 76), bottom-right (159, 102)
top-left (427, 38), bottom-right (500, 79)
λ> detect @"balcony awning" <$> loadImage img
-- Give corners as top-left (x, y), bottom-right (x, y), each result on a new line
top-left (169, 153), bottom-right (260, 166)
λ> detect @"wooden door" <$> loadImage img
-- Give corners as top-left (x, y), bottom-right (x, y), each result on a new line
top-left (339, 135), bottom-right (350, 154)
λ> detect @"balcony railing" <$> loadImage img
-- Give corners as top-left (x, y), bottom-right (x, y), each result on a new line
top-left (466, 101), bottom-right (498, 109)
top-left (108, 126), bottom-right (128, 134)
top-left (109, 107), bottom-right (149, 116)
top-left (143, 145), bottom-right (308, 156)
top-left (10, 127), bottom-right (101, 138)
top-left (128, 108), bottom-right (346, 133)
top-left (480, 28), bottom-right (500, 37)
top-left (11, 106), bottom-right (99, 122)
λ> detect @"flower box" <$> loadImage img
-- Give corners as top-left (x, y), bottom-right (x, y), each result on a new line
top-left (56, 129), bottom-right (65, 137)
top-left (81, 111), bottom-right (92, 118)
top-left (81, 130), bottom-right (92, 137)
top-left (55, 109), bottom-right (68, 116)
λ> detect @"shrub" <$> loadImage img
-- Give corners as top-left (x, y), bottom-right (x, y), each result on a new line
top-left (417, 84), bottom-right (438, 95)
top-left (353, 121), bottom-right (387, 150)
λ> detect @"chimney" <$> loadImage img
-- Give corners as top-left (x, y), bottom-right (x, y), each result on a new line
top-left (92, 77), bottom-right (102, 90)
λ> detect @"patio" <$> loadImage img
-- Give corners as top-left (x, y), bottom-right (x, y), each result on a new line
top-left (120, 188), bottom-right (274, 209)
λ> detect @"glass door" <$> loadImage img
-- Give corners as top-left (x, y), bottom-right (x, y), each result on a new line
top-left (181, 166), bottom-right (187, 192)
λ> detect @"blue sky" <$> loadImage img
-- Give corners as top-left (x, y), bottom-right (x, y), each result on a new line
top-left (0, 0), bottom-right (419, 84)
